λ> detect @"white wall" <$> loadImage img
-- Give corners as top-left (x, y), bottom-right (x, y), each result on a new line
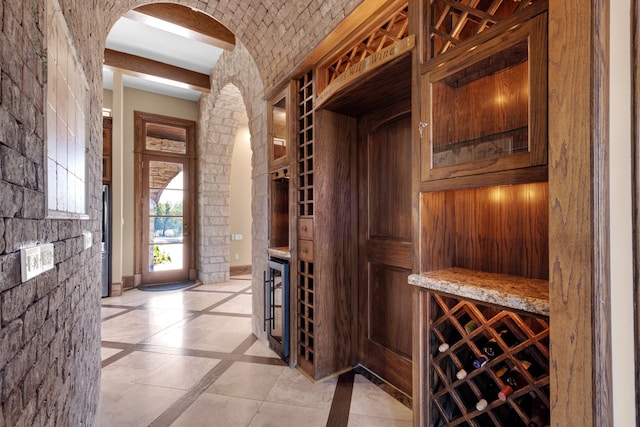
top-left (609, 0), bottom-right (636, 425)
top-left (104, 85), bottom-right (198, 281)
top-left (230, 124), bottom-right (252, 267)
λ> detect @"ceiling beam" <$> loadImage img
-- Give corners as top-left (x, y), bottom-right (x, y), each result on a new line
top-left (104, 49), bottom-right (211, 93)
top-left (125, 4), bottom-right (235, 51)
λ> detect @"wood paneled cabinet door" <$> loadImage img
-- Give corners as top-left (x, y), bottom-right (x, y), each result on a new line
top-left (420, 12), bottom-right (548, 185)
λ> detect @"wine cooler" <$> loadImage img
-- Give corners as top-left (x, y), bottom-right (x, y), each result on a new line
top-left (264, 258), bottom-right (290, 361)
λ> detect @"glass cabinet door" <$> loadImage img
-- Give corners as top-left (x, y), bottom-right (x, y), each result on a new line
top-left (268, 86), bottom-right (290, 170)
top-left (421, 12), bottom-right (547, 184)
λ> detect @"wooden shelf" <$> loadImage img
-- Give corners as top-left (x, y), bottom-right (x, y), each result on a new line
top-left (267, 247), bottom-right (291, 260)
top-left (409, 268), bottom-right (548, 316)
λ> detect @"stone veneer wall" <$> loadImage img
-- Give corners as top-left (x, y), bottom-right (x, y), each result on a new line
top-left (0, 0), bottom-right (104, 425)
top-left (0, 0), bottom-right (365, 424)
top-left (197, 42), bottom-right (269, 339)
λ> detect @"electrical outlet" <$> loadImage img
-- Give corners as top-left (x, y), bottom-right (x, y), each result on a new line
top-left (20, 246), bottom-right (42, 282)
top-left (20, 243), bottom-right (55, 282)
top-left (40, 243), bottom-right (54, 273)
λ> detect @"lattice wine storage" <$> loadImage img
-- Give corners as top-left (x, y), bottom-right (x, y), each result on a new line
top-left (426, 291), bottom-right (549, 427)
top-left (321, 3), bottom-right (409, 89)
top-left (427, 0), bottom-right (544, 60)
top-left (296, 70), bottom-right (316, 372)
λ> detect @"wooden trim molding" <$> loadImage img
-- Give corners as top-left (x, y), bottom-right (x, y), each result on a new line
top-left (633, 0), bottom-right (640, 422)
top-left (104, 49), bottom-right (211, 93)
top-left (230, 265), bottom-right (252, 276)
top-left (127, 4), bottom-right (235, 50)
top-left (548, 0), bottom-right (612, 425)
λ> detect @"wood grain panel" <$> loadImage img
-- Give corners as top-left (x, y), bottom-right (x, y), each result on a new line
top-left (270, 177), bottom-right (289, 248)
top-left (368, 113), bottom-right (413, 240)
top-left (312, 109), bottom-right (358, 379)
top-left (369, 264), bottom-right (413, 358)
top-left (421, 182), bottom-right (549, 280)
top-left (366, 239), bottom-right (412, 269)
top-left (431, 60), bottom-right (528, 148)
top-left (548, 0), bottom-right (611, 425)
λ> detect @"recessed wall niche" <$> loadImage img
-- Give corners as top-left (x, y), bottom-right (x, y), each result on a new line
top-left (46, 0), bottom-right (90, 217)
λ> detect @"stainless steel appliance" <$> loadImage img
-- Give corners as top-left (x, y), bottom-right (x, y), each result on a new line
top-left (101, 184), bottom-right (111, 297)
top-left (264, 258), bottom-right (290, 361)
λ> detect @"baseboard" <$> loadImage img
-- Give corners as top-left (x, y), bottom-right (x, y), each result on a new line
top-left (111, 282), bottom-right (123, 296)
top-left (230, 265), bottom-right (252, 276)
top-left (122, 275), bottom-right (135, 290)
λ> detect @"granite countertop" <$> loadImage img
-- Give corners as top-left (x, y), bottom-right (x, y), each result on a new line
top-left (266, 246), bottom-right (291, 259)
top-left (408, 267), bottom-right (549, 316)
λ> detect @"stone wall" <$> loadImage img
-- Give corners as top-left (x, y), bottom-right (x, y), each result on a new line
top-left (197, 42), bottom-right (269, 339)
top-left (0, 0), bottom-right (365, 424)
top-left (0, 0), bottom-right (104, 425)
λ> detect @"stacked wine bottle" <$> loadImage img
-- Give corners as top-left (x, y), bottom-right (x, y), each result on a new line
top-left (428, 292), bottom-right (550, 427)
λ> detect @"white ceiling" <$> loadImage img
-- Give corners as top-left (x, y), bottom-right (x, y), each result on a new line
top-left (103, 14), bottom-right (224, 102)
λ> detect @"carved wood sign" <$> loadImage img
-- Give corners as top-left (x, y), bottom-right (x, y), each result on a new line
top-left (315, 35), bottom-right (415, 109)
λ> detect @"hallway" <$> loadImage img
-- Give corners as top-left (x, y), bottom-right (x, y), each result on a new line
top-left (98, 276), bottom-right (413, 426)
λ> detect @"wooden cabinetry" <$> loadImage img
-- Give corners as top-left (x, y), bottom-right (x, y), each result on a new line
top-left (293, 71), bottom-right (357, 381)
top-left (268, 85), bottom-right (292, 171)
top-left (415, 3), bottom-right (550, 425)
top-left (103, 116), bottom-right (112, 182)
top-left (420, 6), bottom-right (548, 190)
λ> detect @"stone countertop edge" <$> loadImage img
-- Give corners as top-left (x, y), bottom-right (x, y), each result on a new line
top-left (266, 246), bottom-right (291, 259)
top-left (408, 267), bottom-right (549, 317)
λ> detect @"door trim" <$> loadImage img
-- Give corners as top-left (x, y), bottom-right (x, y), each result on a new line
top-left (133, 111), bottom-right (197, 284)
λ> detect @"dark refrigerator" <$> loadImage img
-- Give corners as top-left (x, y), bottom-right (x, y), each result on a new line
top-left (101, 184), bottom-right (111, 297)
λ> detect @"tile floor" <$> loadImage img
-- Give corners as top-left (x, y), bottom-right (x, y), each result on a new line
top-left (98, 276), bottom-right (413, 426)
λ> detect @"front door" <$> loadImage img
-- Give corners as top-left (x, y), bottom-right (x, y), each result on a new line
top-left (358, 107), bottom-right (413, 396)
top-left (135, 112), bottom-right (195, 285)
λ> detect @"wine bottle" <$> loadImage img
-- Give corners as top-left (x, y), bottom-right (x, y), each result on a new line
top-left (438, 342), bottom-right (450, 353)
top-left (482, 336), bottom-right (503, 359)
top-left (473, 331), bottom-right (507, 368)
top-left (473, 355), bottom-right (489, 369)
top-left (464, 319), bottom-right (478, 334)
top-left (474, 374), bottom-right (500, 411)
top-left (455, 350), bottom-right (478, 380)
top-left (498, 361), bottom-right (531, 401)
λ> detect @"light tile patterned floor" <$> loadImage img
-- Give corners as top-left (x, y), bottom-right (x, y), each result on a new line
top-left (98, 276), bottom-right (412, 426)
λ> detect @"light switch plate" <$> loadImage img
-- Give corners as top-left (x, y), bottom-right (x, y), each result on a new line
top-left (40, 243), bottom-right (54, 272)
top-left (20, 246), bottom-right (41, 282)
top-left (83, 231), bottom-right (92, 249)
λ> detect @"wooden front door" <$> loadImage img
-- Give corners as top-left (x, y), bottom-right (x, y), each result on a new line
top-left (358, 107), bottom-right (413, 395)
top-left (134, 111), bottom-right (196, 285)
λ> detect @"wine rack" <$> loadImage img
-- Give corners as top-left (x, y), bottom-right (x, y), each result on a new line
top-left (296, 70), bottom-right (316, 374)
top-left (426, 290), bottom-right (549, 427)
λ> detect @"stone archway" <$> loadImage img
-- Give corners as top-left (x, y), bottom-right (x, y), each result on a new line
top-left (197, 42), bottom-right (268, 338)
top-left (196, 83), bottom-right (247, 284)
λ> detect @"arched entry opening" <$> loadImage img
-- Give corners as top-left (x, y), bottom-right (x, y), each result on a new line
top-left (101, 2), bottom-right (239, 292)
